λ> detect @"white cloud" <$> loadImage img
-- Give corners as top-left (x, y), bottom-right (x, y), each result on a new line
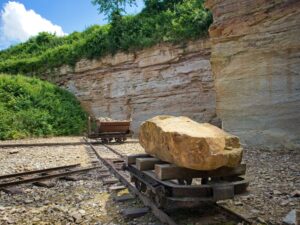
top-left (0, 1), bottom-right (66, 49)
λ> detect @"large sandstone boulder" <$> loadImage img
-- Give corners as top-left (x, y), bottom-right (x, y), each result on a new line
top-left (139, 115), bottom-right (243, 170)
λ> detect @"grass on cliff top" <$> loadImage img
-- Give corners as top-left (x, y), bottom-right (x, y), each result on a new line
top-left (0, 74), bottom-right (87, 140)
top-left (0, 0), bottom-right (212, 76)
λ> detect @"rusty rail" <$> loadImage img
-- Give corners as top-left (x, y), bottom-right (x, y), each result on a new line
top-left (0, 142), bottom-right (86, 148)
top-left (0, 165), bottom-right (100, 188)
top-left (0, 164), bottom-right (80, 180)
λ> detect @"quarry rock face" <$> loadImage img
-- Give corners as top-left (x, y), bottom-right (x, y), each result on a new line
top-left (44, 39), bottom-right (217, 135)
top-left (206, 0), bottom-right (300, 150)
top-left (139, 115), bottom-right (243, 170)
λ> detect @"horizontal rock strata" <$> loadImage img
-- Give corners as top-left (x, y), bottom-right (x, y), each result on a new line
top-left (43, 39), bottom-right (217, 134)
top-left (206, 0), bottom-right (300, 150)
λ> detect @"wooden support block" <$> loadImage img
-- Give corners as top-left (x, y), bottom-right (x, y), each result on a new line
top-left (109, 185), bottom-right (126, 192)
top-left (33, 181), bottom-right (56, 188)
top-left (122, 207), bottom-right (149, 218)
top-left (155, 164), bottom-right (246, 181)
top-left (136, 158), bottom-right (164, 171)
top-left (98, 173), bottom-right (111, 178)
top-left (103, 178), bottom-right (119, 185)
top-left (1, 187), bottom-right (24, 194)
top-left (114, 195), bottom-right (135, 202)
top-left (126, 154), bottom-right (151, 165)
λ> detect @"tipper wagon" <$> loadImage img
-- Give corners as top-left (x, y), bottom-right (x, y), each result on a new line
top-left (87, 117), bottom-right (133, 143)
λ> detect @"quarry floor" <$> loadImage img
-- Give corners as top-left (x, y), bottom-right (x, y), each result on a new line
top-left (0, 137), bottom-right (299, 225)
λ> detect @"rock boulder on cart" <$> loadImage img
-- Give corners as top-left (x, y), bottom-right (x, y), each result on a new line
top-left (139, 115), bottom-right (243, 170)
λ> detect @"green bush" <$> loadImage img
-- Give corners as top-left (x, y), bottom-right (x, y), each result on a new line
top-left (0, 74), bottom-right (87, 140)
top-left (0, 0), bottom-right (212, 76)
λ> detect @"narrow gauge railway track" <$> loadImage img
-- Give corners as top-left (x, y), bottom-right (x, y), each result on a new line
top-left (0, 140), bottom-right (138, 149)
top-left (0, 142), bottom-right (86, 148)
top-left (85, 140), bottom-right (252, 225)
top-left (0, 164), bottom-right (100, 188)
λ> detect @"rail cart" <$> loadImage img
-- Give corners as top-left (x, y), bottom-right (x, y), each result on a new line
top-left (87, 117), bottom-right (133, 143)
top-left (125, 154), bottom-right (249, 210)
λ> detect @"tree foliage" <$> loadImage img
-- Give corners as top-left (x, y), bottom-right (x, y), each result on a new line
top-left (0, 0), bottom-right (212, 76)
top-left (0, 74), bottom-right (87, 140)
top-left (91, 0), bottom-right (137, 16)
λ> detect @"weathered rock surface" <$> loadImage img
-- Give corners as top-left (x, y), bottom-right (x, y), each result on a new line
top-left (42, 39), bottom-right (217, 135)
top-left (139, 115), bottom-right (243, 170)
top-left (206, 0), bottom-right (300, 150)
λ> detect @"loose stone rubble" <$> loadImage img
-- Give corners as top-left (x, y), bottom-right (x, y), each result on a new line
top-left (0, 138), bottom-right (160, 225)
top-left (0, 137), bottom-right (299, 224)
top-left (139, 115), bottom-right (243, 170)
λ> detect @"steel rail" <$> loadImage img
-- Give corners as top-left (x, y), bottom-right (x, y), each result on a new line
top-left (103, 144), bottom-right (125, 158)
top-left (215, 204), bottom-right (252, 224)
top-left (86, 141), bottom-right (178, 225)
top-left (0, 166), bottom-right (100, 188)
top-left (0, 142), bottom-right (86, 148)
top-left (0, 164), bottom-right (80, 180)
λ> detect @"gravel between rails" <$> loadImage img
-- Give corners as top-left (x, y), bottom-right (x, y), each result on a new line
top-left (0, 137), bottom-right (299, 225)
top-left (0, 145), bottom-right (91, 175)
top-left (0, 138), bottom-right (160, 225)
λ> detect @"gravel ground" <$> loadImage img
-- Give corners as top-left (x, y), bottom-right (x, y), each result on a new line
top-left (0, 140), bottom-right (160, 225)
top-left (105, 142), bottom-right (145, 156)
top-left (0, 138), bottom-right (299, 225)
top-left (0, 145), bottom-right (90, 175)
top-left (221, 148), bottom-right (300, 225)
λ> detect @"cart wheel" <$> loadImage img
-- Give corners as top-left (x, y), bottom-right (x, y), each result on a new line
top-left (115, 138), bottom-right (124, 143)
top-left (134, 179), bottom-right (147, 193)
top-left (102, 138), bottom-right (109, 144)
top-left (108, 138), bottom-right (113, 143)
top-left (154, 186), bottom-right (166, 208)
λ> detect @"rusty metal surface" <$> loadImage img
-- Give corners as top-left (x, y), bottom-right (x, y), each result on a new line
top-left (96, 121), bottom-right (131, 133)
top-left (0, 142), bottom-right (86, 148)
top-left (0, 165), bottom-right (100, 188)
top-left (0, 164), bottom-right (80, 180)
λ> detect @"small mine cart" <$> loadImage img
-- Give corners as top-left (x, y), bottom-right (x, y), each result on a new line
top-left (87, 117), bottom-right (133, 143)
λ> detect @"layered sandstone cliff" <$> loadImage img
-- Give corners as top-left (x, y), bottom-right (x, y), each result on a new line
top-left (206, 0), bottom-right (300, 150)
top-left (44, 39), bottom-right (217, 134)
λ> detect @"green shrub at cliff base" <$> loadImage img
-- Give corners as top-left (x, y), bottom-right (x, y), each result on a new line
top-left (0, 74), bottom-right (87, 140)
top-left (0, 0), bottom-right (212, 75)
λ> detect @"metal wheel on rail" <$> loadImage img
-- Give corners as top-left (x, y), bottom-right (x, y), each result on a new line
top-left (134, 179), bottom-right (147, 193)
top-left (101, 138), bottom-right (109, 144)
top-left (115, 137), bottom-right (125, 143)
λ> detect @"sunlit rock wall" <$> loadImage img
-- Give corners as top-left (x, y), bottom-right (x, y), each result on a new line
top-left (45, 39), bottom-right (217, 134)
top-left (206, 0), bottom-right (300, 149)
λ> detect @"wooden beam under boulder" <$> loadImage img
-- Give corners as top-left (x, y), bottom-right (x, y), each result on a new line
top-left (126, 154), bottom-right (151, 165)
top-left (136, 158), bottom-right (165, 171)
top-left (155, 164), bottom-right (246, 181)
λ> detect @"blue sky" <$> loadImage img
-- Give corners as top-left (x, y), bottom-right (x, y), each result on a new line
top-left (0, 0), bottom-right (144, 50)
